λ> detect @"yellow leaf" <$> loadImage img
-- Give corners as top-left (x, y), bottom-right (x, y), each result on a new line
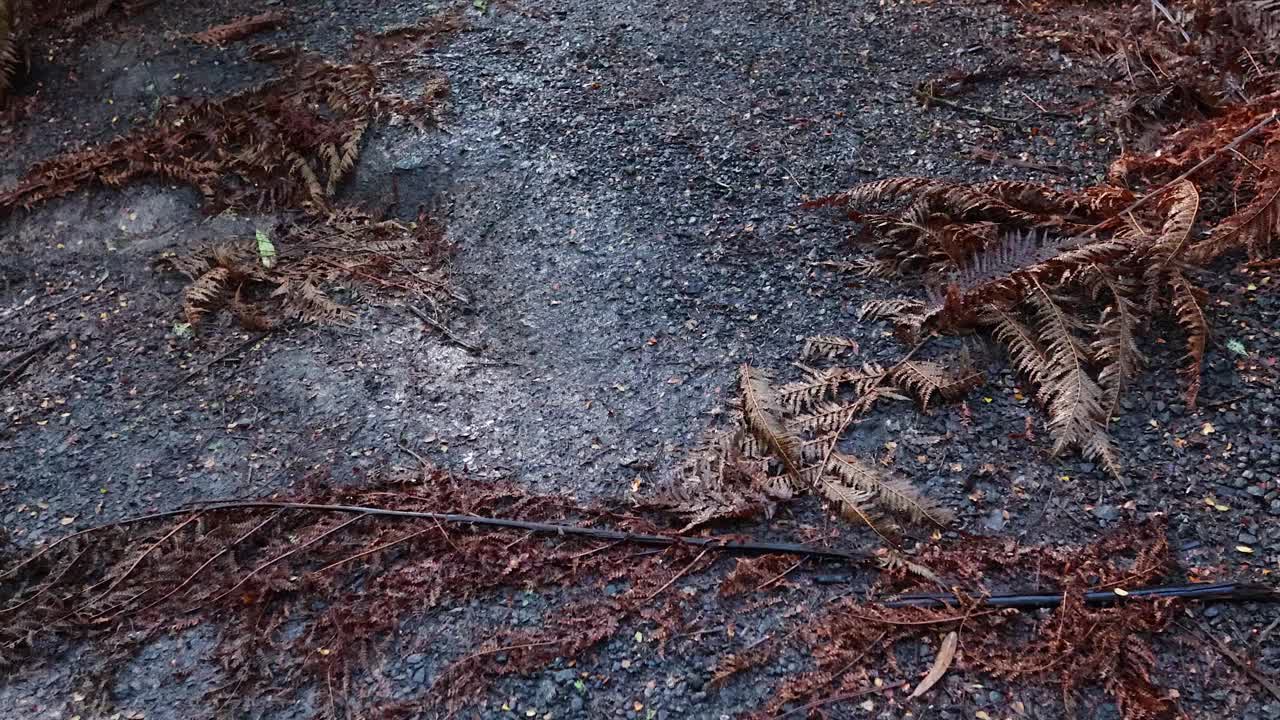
top-left (1201, 422), bottom-right (1215, 436)
top-left (60, 516), bottom-right (75, 525)
top-left (1237, 545), bottom-right (1254, 554)
top-left (976, 712), bottom-right (992, 720)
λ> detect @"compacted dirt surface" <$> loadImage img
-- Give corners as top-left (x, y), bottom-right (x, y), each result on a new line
top-left (2, 1), bottom-right (1279, 719)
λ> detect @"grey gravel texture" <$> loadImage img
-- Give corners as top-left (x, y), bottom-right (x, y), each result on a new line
top-left (1, 0), bottom-right (1278, 718)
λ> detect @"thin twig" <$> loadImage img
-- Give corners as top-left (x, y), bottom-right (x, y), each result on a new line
top-left (645, 547), bottom-right (713, 600)
top-left (1192, 621), bottom-right (1280, 703)
top-left (754, 558), bottom-right (805, 593)
top-left (176, 499), bottom-right (875, 564)
top-left (208, 515), bottom-right (365, 605)
top-left (78, 512), bottom-right (204, 612)
top-left (1072, 110), bottom-right (1280, 241)
top-left (161, 333), bottom-right (270, 394)
top-left (914, 87), bottom-right (1022, 125)
top-left (0, 335), bottom-right (63, 390)
top-left (313, 526), bottom-right (432, 575)
top-left (405, 304), bottom-right (480, 353)
top-left (774, 680), bottom-right (908, 719)
top-left (137, 510), bottom-right (284, 614)
top-left (0, 508), bottom-right (201, 581)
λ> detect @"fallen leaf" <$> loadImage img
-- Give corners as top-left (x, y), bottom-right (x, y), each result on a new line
top-left (909, 630), bottom-right (958, 699)
top-left (60, 516), bottom-right (75, 525)
top-left (1237, 545), bottom-right (1254, 554)
top-left (256, 229), bottom-right (276, 269)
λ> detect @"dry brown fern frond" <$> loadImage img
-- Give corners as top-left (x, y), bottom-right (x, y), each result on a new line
top-left (819, 177), bottom-right (1043, 226)
top-left (0, 43), bottom-right (452, 217)
top-left (1027, 279), bottom-right (1120, 476)
top-left (985, 305), bottom-right (1050, 389)
top-left (1144, 180), bottom-right (1199, 274)
top-left (740, 365), bottom-right (806, 485)
top-left (61, 0), bottom-right (119, 31)
top-left (888, 360), bottom-right (981, 414)
top-left (1169, 270), bottom-right (1209, 409)
top-left (673, 358), bottom-right (948, 539)
top-left (643, 427), bottom-right (784, 531)
top-left (183, 266), bottom-right (235, 326)
top-left (801, 336), bottom-right (859, 361)
top-left (1088, 270), bottom-right (1145, 423)
top-left (777, 366), bottom-right (848, 414)
top-left (190, 11), bottom-right (287, 46)
top-left (166, 210), bottom-right (452, 331)
top-left (859, 298), bottom-right (924, 322)
top-left (826, 452), bottom-right (952, 528)
top-left (1192, 157), bottom-right (1280, 263)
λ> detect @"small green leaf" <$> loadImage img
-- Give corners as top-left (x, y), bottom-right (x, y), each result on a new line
top-left (172, 322), bottom-right (193, 339)
top-left (573, 679), bottom-right (586, 695)
top-left (1226, 339), bottom-right (1248, 357)
top-left (473, 0), bottom-right (488, 11)
top-left (256, 229), bottom-right (277, 269)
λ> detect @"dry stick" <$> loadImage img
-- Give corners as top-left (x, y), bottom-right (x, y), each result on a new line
top-left (182, 500), bottom-right (874, 564)
top-left (134, 510), bottom-right (285, 616)
top-left (404, 304), bottom-right (480, 353)
top-left (1071, 109), bottom-right (1280, 242)
top-left (1192, 621), bottom-right (1280, 703)
top-left (77, 512), bottom-right (205, 613)
top-left (645, 546), bottom-right (713, 601)
top-left (775, 680), bottom-right (909, 720)
top-left (208, 515), bottom-right (365, 606)
top-left (0, 335), bottom-right (63, 390)
top-left (0, 507), bottom-right (202, 581)
top-left (161, 333), bottom-right (269, 394)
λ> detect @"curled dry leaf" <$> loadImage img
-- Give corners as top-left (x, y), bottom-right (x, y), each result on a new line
top-left (909, 630), bottom-right (958, 699)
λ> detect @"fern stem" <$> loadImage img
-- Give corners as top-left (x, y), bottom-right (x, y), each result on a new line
top-left (1071, 110), bottom-right (1279, 241)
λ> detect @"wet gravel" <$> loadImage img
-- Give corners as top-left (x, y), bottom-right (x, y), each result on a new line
top-left (2, 0), bottom-right (1279, 717)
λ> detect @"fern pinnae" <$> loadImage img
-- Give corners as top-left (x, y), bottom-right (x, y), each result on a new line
top-left (859, 298), bottom-right (925, 323)
top-left (812, 474), bottom-right (898, 545)
top-left (1149, 180), bottom-right (1200, 272)
top-left (877, 476), bottom-right (954, 527)
top-left (1089, 268), bottom-right (1145, 424)
top-left (1191, 148), bottom-right (1280, 262)
top-left (802, 336), bottom-right (860, 361)
top-left (778, 367), bottom-right (844, 414)
top-left (985, 305), bottom-right (1050, 387)
top-left (1028, 278), bottom-right (1119, 476)
top-left (183, 266), bottom-right (232, 326)
top-left (1169, 271), bottom-right (1209, 409)
top-left (787, 401), bottom-right (863, 435)
top-left (739, 365), bottom-right (806, 485)
top-left (827, 452), bottom-right (952, 527)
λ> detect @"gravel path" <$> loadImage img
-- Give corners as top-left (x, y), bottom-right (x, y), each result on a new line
top-left (1, 0), bottom-right (1278, 718)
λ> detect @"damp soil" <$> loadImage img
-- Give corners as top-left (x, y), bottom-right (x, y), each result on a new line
top-left (1, 1), bottom-right (1279, 718)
